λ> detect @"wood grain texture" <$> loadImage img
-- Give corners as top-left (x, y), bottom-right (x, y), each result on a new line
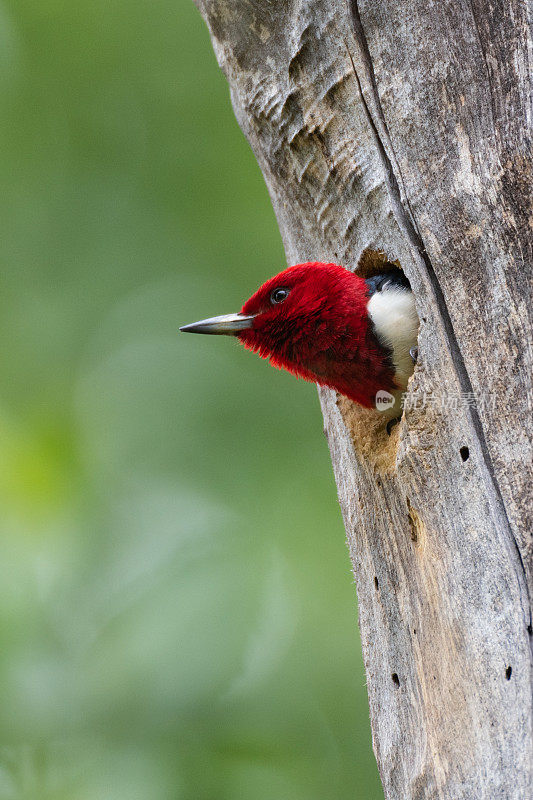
top-left (192, 0), bottom-right (532, 796)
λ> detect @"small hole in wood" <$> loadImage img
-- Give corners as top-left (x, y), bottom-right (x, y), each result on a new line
top-left (374, 576), bottom-right (379, 590)
top-left (505, 666), bottom-right (512, 680)
top-left (406, 500), bottom-right (418, 543)
top-left (460, 446), bottom-right (470, 461)
top-left (528, 624), bottom-right (532, 636)
top-left (391, 673), bottom-right (400, 687)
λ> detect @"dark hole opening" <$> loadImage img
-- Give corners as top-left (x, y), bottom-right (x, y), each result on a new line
top-left (505, 666), bottom-right (512, 680)
top-left (374, 576), bottom-right (379, 590)
top-left (460, 446), bottom-right (470, 461)
top-left (391, 673), bottom-right (400, 687)
top-left (355, 249), bottom-right (419, 428)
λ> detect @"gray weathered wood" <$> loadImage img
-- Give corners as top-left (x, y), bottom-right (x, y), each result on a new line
top-left (192, 0), bottom-right (533, 797)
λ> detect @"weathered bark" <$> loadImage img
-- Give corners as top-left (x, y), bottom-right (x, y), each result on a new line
top-left (193, 0), bottom-right (533, 797)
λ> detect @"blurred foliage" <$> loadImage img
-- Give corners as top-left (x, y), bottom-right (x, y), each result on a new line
top-left (0, 0), bottom-right (382, 798)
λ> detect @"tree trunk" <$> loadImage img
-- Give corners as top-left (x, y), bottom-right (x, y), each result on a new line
top-left (192, 0), bottom-right (533, 797)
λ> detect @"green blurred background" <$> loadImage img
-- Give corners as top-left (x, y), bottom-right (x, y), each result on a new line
top-left (0, 1), bottom-right (382, 797)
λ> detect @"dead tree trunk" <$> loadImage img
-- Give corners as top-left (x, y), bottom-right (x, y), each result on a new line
top-left (193, 0), bottom-right (532, 797)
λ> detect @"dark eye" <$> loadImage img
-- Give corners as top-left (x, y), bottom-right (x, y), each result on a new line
top-left (270, 287), bottom-right (290, 305)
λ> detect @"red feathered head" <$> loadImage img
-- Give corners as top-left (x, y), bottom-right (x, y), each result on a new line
top-left (180, 262), bottom-right (397, 408)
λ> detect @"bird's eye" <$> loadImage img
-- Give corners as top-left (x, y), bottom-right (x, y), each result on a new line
top-left (270, 287), bottom-right (290, 305)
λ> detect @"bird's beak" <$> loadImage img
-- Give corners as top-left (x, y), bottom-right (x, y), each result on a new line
top-left (179, 312), bottom-right (255, 336)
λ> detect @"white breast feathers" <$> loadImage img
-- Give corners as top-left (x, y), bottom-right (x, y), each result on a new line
top-left (368, 287), bottom-right (419, 389)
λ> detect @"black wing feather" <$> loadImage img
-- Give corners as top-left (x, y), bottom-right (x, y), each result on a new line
top-left (365, 268), bottom-right (411, 297)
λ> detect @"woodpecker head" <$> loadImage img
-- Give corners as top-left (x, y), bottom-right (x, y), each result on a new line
top-left (180, 262), bottom-right (417, 410)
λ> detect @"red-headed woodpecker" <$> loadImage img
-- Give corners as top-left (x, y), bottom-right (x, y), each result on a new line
top-left (180, 262), bottom-right (419, 412)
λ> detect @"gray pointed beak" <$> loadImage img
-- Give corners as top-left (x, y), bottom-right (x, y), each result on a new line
top-left (179, 312), bottom-right (255, 336)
